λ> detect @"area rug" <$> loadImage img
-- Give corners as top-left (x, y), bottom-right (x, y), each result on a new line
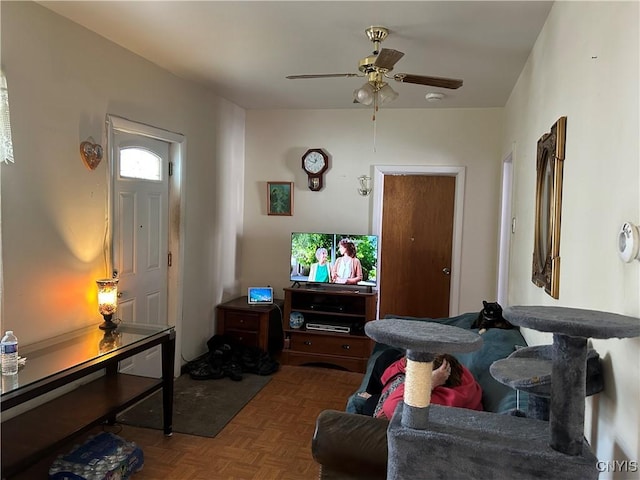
top-left (117, 373), bottom-right (271, 438)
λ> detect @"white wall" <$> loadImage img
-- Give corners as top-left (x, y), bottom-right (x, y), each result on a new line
top-left (241, 107), bottom-right (505, 314)
top-left (503, 1), bottom-right (639, 472)
top-left (1, 1), bottom-right (245, 361)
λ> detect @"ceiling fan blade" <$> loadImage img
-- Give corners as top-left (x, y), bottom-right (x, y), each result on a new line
top-left (286, 73), bottom-right (361, 80)
top-left (394, 74), bottom-right (463, 89)
top-left (374, 48), bottom-right (405, 70)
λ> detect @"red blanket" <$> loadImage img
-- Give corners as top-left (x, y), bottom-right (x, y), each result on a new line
top-left (375, 358), bottom-right (483, 419)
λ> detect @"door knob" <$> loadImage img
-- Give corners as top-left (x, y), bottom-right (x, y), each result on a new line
top-left (442, 268), bottom-right (451, 275)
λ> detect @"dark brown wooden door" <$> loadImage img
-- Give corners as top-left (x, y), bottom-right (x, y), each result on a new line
top-left (379, 175), bottom-right (456, 319)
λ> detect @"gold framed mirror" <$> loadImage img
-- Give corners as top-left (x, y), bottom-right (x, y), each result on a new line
top-left (532, 116), bottom-right (566, 299)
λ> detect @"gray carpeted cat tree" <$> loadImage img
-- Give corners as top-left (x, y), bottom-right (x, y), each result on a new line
top-left (364, 307), bottom-right (640, 480)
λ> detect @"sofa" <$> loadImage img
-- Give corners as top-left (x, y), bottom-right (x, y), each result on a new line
top-left (311, 311), bottom-right (530, 480)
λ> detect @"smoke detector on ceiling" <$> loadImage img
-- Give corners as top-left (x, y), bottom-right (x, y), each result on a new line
top-left (425, 92), bottom-right (445, 102)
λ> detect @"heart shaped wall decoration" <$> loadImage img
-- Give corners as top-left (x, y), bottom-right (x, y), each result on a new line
top-left (80, 138), bottom-right (103, 170)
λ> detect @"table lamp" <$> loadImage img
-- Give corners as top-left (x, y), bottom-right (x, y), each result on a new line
top-left (96, 278), bottom-right (119, 331)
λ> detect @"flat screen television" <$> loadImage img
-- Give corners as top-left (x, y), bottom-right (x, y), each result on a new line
top-left (290, 232), bottom-right (378, 288)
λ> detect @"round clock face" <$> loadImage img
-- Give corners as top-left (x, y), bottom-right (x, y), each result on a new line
top-left (303, 151), bottom-right (326, 174)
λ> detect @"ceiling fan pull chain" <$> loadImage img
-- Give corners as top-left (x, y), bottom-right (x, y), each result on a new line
top-left (373, 118), bottom-right (377, 152)
top-left (372, 95), bottom-right (377, 152)
top-left (372, 94), bottom-right (377, 122)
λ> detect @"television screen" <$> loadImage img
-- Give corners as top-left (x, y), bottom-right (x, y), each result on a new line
top-left (290, 232), bottom-right (378, 287)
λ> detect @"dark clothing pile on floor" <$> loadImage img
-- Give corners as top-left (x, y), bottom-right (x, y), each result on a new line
top-left (186, 334), bottom-right (280, 381)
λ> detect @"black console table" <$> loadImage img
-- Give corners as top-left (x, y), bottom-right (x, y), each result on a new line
top-left (1, 323), bottom-right (176, 479)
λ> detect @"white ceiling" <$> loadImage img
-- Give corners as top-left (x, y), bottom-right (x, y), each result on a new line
top-left (38, 1), bottom-right (554, 110)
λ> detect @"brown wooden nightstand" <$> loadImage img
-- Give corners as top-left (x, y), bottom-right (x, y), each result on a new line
top-left (215, 296), bottom-right (285, 353)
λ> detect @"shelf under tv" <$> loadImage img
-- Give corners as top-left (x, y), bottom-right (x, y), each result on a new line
top-left (281, 287), bottom-right (377, 373)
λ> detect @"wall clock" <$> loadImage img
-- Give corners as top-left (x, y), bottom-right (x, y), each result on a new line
top-left (302, 148), bottom-right (329, 191)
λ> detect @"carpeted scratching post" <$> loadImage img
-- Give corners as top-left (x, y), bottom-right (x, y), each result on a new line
top-left (365, 308), bottom-right (640, 480)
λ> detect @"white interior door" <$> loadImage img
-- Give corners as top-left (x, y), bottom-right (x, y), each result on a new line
top-left (113, 131), bottom-right (170, 378)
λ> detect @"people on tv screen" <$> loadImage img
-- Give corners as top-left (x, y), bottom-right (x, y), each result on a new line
top-left (331, 238), bottom-right (363, 285)
top-left (290, 233), bottom-right (376, 286)
top-left (308, 247), bottom-right (331, 282)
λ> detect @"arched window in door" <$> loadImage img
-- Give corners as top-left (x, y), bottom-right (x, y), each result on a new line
top-left (119, 147), bottom-right (162, 181)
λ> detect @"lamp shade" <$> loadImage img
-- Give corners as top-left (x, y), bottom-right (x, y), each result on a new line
top-left (353, 83), bottom-right (376, 106)
top-left (378, 84), bottom-right (399, 105)
top-left (96, 278), bottom-right (118, 316)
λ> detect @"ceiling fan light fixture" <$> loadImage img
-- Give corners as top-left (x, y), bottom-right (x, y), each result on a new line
top-left (378, 84), bottom-right (399, 105)
top-left (353, 83), bottom-right (375, 106)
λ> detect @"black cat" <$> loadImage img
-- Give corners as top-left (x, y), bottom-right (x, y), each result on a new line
top-left (471, 301), bottom-right (515, 334)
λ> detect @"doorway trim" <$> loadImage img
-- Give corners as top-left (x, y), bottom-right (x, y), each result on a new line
top-left (373, 165), bottom-right (466, 316)
top-left (106, 114), bottom-right (186, 378)
top-left (497, 150), bottom-right (514, 307)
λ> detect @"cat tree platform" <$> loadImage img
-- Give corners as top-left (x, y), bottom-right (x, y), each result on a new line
top-left (504, 306), bottom-right (640, 456)
top-left (365, 308), bottom-right (640, 480)
top-left (490, 345), bottom-right (604, 420)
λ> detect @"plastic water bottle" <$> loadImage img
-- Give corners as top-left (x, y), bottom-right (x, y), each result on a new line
top-left (1, 331), bottom-right (18, 375)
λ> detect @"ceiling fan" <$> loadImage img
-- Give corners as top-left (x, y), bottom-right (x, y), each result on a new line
top-left (286, 26), bottom-right (463, 108)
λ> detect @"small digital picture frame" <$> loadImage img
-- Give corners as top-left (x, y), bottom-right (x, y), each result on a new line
top-left (247, 287), bottom-right (274, 305)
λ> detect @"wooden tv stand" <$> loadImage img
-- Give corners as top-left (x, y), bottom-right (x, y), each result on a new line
top-left (282, 287), bottom-right (377, 373)
top-left (0, 323), bottom-right (175, 479)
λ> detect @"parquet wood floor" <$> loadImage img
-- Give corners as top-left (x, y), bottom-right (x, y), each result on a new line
top-left (114, 365), bottom-right (363, 480)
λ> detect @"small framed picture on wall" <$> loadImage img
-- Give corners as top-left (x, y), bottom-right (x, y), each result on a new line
top-left (267, 181), bottom-right (293, 216)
